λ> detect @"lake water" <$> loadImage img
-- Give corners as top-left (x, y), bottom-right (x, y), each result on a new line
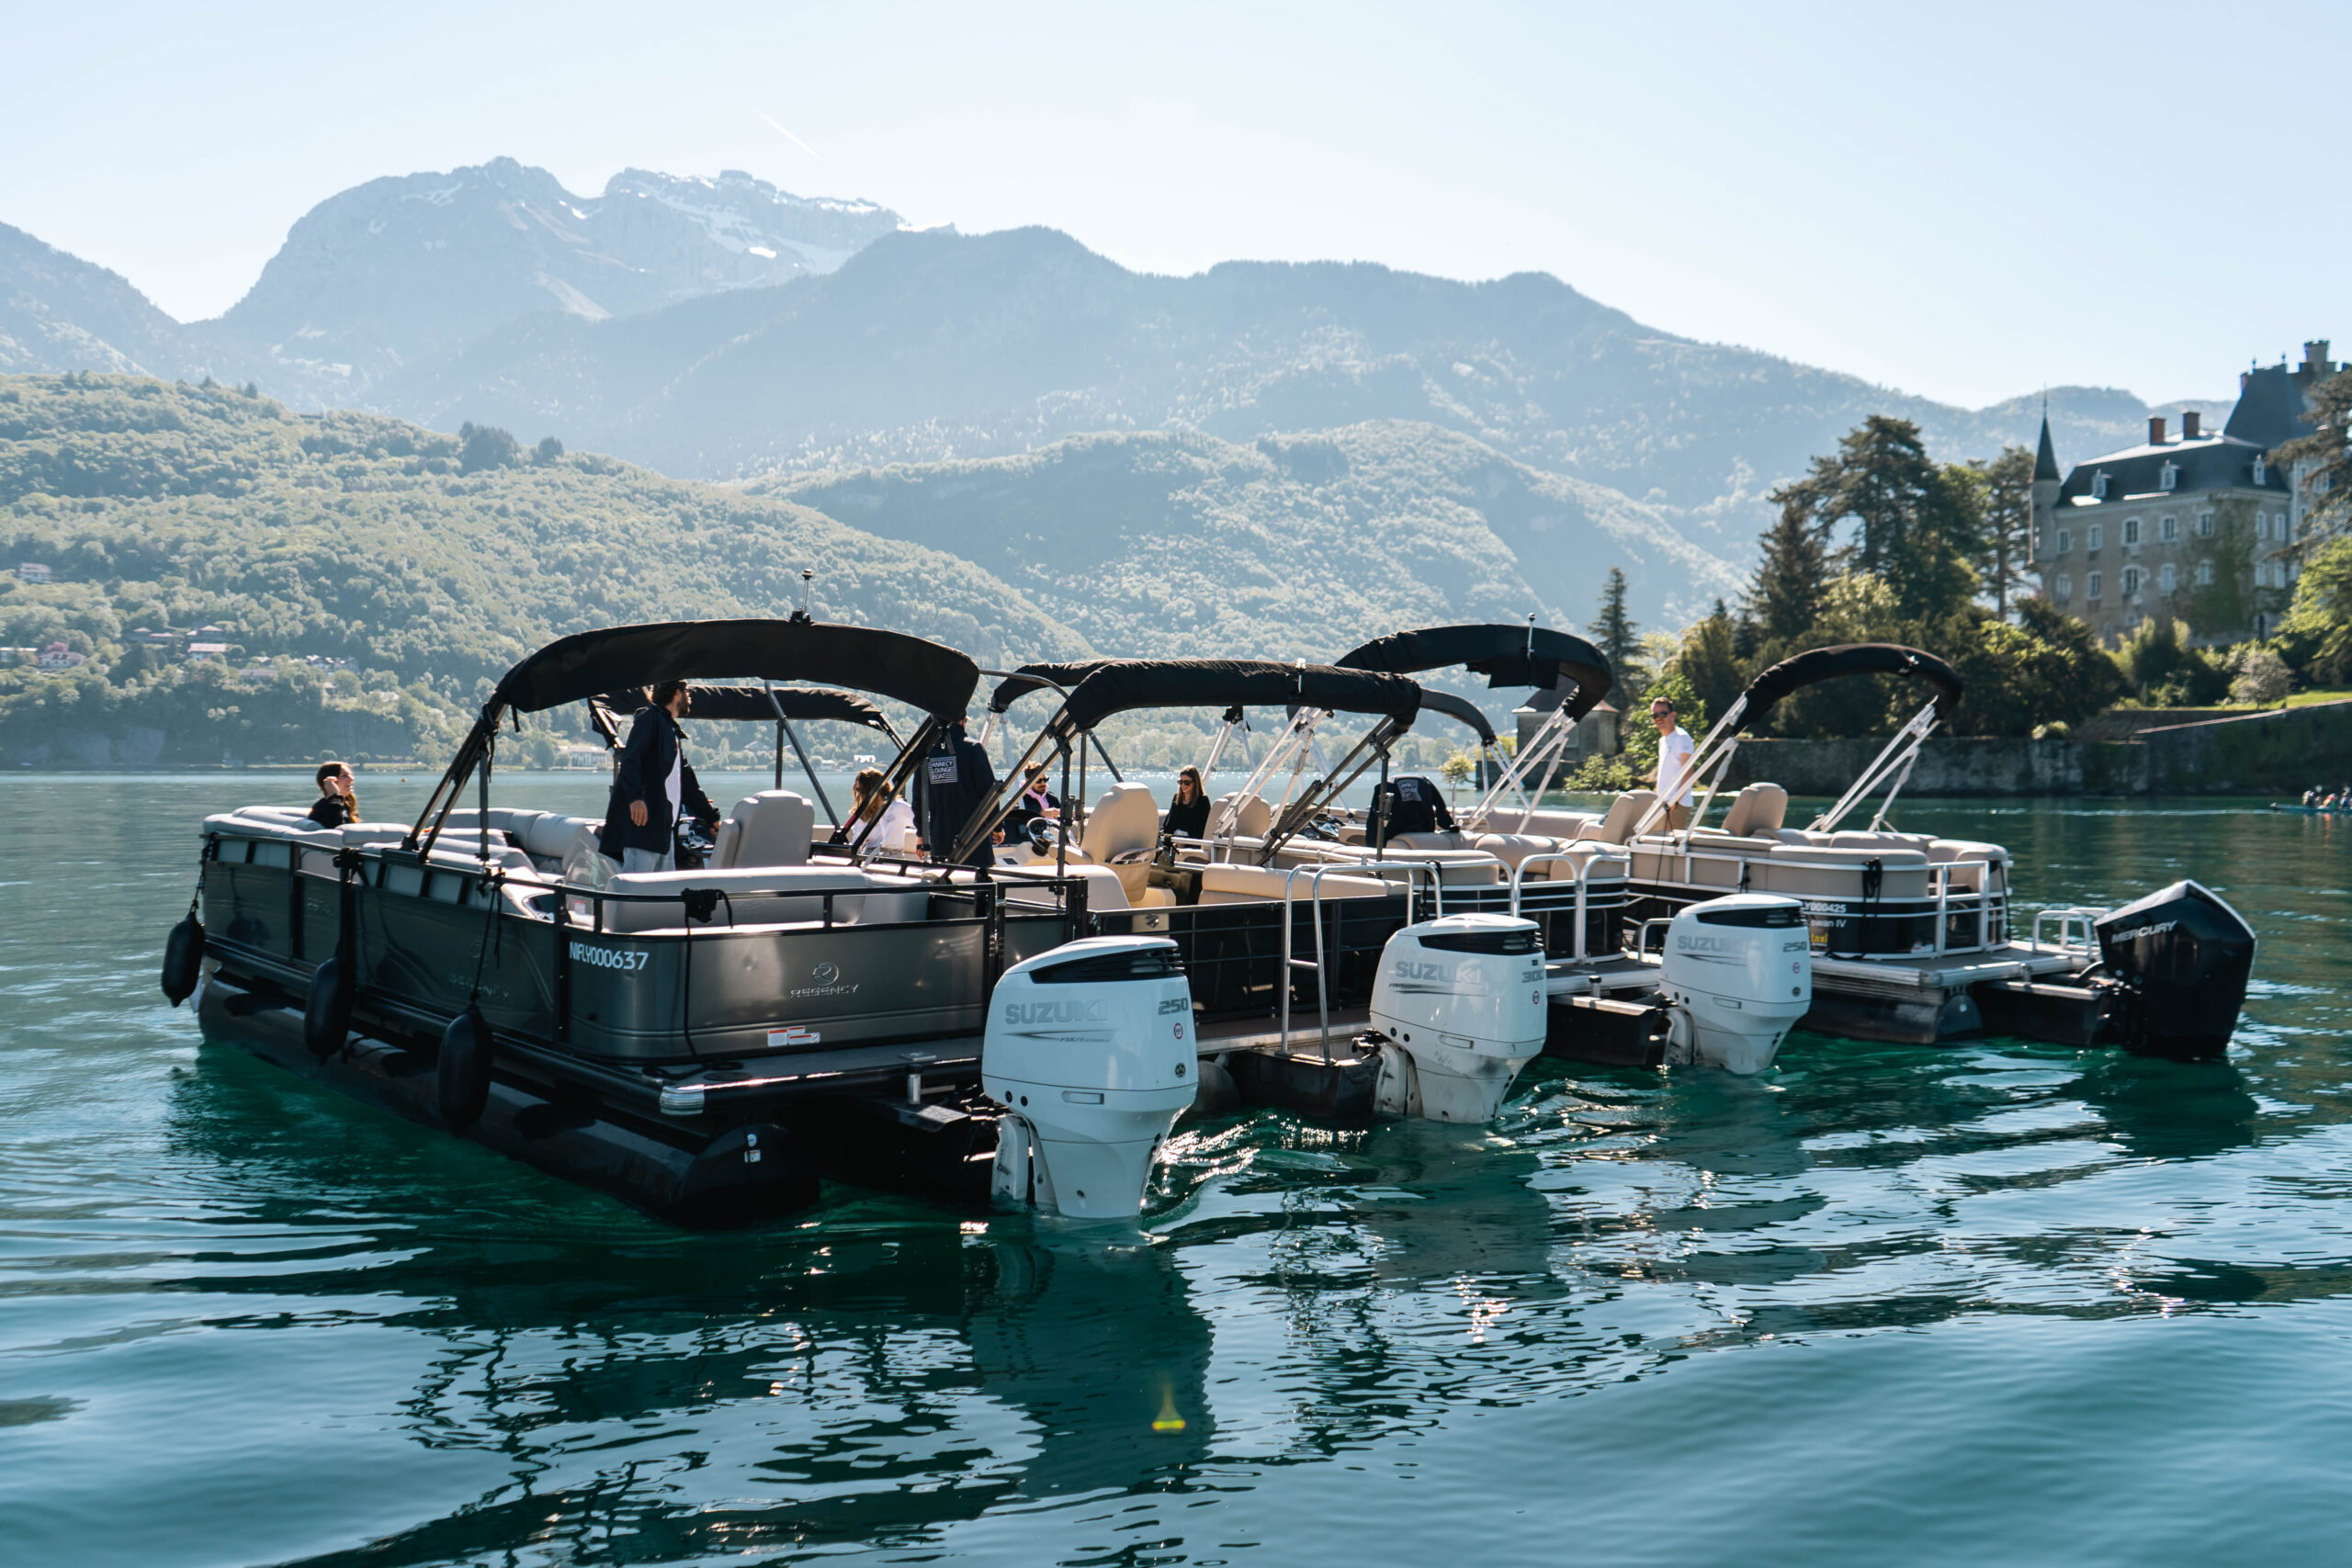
top-left (5, 774), bottom-right (2349, 1566)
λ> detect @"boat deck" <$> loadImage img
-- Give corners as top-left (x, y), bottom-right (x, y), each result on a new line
top-left (1811, 944), bottom-right (2086, 1001)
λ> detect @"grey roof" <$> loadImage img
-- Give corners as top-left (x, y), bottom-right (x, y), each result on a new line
top-left (2223, 363), bottom-right (2317, 449)
top-left (2034, 415), bottom-right (2061, 482)
top-left (2058, 434), bottom-right (2288, 505)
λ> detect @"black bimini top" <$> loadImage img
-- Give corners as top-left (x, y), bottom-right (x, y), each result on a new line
top-left (489, 617), bottom-right (979, 719)
top-left (1338, 624), bottom-right (1615, 721)
top-left (599, 683), bottom-right (895, 732)
top-left (1417, 690), bottom-right (1497, 745)
top-left (1734, 644), bottom-right (1962, 736)
top-left (988, 660), bottom-right (1122, 715)
top-left (1052, 659), bottom-right (1421, 736)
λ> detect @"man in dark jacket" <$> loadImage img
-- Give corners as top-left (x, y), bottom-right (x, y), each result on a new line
top-left (597, 681), bottom-right (718, 872)
top-left (922, 714), bottom-right (999, 868)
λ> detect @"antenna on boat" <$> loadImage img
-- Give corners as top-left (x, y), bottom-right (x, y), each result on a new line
top-left (795, 568), bottom-right (816, 621)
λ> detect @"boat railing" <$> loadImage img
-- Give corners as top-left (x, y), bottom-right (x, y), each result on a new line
top-left (1279, 859), bottom-right (1446, 1065)
top-left (2030, 906), bottom-right (2105, 956)
top-left (1508, 848), bottom-right (1631, 962)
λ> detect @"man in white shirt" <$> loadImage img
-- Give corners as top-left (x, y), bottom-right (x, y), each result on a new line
top-left (1650, 695), bottom-right (1697, 830)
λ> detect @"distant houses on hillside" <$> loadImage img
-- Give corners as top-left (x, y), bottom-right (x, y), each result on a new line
top-left (2032, 339), bottom-right (2340, 646)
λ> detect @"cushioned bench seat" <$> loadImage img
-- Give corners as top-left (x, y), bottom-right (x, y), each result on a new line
top-left (594, 867), bottom-right (926, 934)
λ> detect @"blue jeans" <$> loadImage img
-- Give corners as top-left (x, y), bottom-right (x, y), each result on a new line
top-left (620, 847), bottom-right (668, 874)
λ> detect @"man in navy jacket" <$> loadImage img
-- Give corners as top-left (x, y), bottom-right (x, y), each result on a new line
top-left (598, 681), bottom-right (718, 872)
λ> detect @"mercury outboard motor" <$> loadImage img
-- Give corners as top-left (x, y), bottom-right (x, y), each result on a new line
top-left (984, 936), bottom-right (1196, 1219)
top-left (1659, 894), bottom-right (1812, 1075)
top-left (1367, 913), bottom-right (1547, 1122)
top-left (2094, 881), bottom-right (2256, 1059)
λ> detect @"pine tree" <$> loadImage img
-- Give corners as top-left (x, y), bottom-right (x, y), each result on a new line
top-left (1972, 445), bottom-right (2036, 620)
top-left (1744, 485), bottom-right (1829, 645)
top-left (1589, 567), bottom-right (1640, 683)
top-left (1678, 599), bottom-right (1744, 722)
top-left (1768, 416), bottom-right (1983, 622)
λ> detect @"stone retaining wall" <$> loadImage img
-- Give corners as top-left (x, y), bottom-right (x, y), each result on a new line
top-left (1720, 700), bottom-right (2352, 795)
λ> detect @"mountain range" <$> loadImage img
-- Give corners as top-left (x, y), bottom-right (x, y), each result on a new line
top-left (0, 156), bottom-right (2242, 630)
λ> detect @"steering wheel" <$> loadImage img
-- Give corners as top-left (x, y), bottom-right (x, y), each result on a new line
top-left (1024, 818), bottom-right (1061, 852)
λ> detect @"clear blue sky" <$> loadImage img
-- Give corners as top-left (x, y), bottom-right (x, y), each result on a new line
top-left (5, 0), bottom-right (2342, 409)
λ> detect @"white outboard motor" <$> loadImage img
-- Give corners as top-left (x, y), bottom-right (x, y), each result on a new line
top-left (1659, 894), bottom-right (1811, 1074)
top-left (1368, 913), bottom-right (1547, 1123)
top-left (983, 936), bottom-right (1196, 1219)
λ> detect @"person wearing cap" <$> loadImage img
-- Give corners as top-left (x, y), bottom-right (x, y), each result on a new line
top-left (1650, 695), bottom-right (1696, 831)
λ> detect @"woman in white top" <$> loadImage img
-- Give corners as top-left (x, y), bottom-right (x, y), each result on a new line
top-left (850, 767), bottom-right (918, 853)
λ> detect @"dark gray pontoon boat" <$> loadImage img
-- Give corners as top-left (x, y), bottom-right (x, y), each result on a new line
top-left (162, 616), bottom-right (1145, 1224)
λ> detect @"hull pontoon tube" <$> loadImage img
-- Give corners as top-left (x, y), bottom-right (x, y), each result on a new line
top-left (1604, 643), bottom-right (2256, 1057)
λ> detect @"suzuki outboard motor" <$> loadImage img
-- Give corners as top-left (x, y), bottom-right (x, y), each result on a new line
top-left (1659, 894), bottom-right (1812, 1075)
top-left (2095, 880), bottom-right (2256, 1059)
top-left (1368, 913), bottom-right (1547, 1122)
top-left (984, 936), bottom-right (1196, 1220)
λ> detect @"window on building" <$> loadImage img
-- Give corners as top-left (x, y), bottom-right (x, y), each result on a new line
top-left (2092, 471), bottom-right (2110, 500)
top-left (2159, 461), bottom-right (2178, 491)
top-left (2124, 517), bottom-right (2141, 545)
top-left (2055, 528), bottom-right (2071, 555)
top-left (2123, 565), bottom-right (2143, 594)
top-left (2127, 612), bottom-right (2143, 631)
top-left (2197, 512), bottom-right (2213, 537)
top-left (2088, 523), bottom-right (2104, 551)
top-left (2196, 559), bottom-right (2214, 586)
top-left (2087, 571), bottom-right (2103, 600)
top-left (2256, 512), bottom-right (2269, 540)
top-left (2159, 515), bottom-right (2177, 541)
top-left (2254, 455), bottom-right (2267, 485)
top-left (2056, 573), bottom-right (2073, 601)
top-left (2159, 562), bottom-right (2177, 592)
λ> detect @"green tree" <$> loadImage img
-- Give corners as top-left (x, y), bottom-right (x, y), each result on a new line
top-left (2115, 616), bottom-right (2230, 705)
top-left (1743, 487), bottom-right (1830, 646)
top-left (458, 422), bottom-right (522, 473)
top-left (1676, 599), bottom-right (1743, 723)
top-left (1588, 566), bottom-right (1640, 693)
top-left (1777, 416), bottom-right (1984, 621)
top-left (1971, 444), bottom-right (2035, 620)
top-left (2279, 533), bottom-right (2352, 682)
top-left (534, 434), bottom-right (565, 464)
top-left (2276, 370), bottom-right (2351, 545)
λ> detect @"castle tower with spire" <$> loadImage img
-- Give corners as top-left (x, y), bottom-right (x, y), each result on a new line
top-left (2029, 410), bottom-right (2061, 570)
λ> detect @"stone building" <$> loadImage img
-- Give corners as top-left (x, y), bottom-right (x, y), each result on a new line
top-left (2031, 339), bottom-right (2342, 646)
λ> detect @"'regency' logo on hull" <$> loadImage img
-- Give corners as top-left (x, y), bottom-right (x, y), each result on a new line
top-left (791, 957), bottom-right (859, 1000)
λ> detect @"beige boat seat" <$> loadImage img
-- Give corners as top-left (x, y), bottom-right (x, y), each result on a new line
top-left (1078, 780), bottom-right (1163, 902)
top-left (1720, 784), bottom-right (1788, 839)
top-left (1475, 807), bottom-right (1602, 840)
top-left (1387, 829), bottom-right (1474, 852)
top-left (1482, 837), bottom-right (1628, 880)
top-left (1576, 791), bottom-right (1657, 845)
top-left (1627, 834), bottom-right (1781, 889)
top-left (598, 865), bottom-right (914, 932)
top-left (1208, 792), bottom-right (1272, 840)
top-left (997, 862), bottom-right (1130, 912)
top-left (1196, 863), bottom-right (1388, 904)
top-left (715, 791), bottom-right (817, 869)
top-left (1826, 830), bottom-right (1935, 853)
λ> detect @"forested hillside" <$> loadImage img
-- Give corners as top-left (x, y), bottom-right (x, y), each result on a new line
top-left (0, 374), bottom-right (1082, 764)
top-left (766, 421), bottom-right (1745, 645)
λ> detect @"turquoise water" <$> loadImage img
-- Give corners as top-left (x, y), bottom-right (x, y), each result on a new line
top-left (4, 775), bottom-right (2349, 1566)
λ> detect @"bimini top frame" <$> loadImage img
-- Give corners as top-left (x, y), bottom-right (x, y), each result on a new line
top-left (980, 661), bottom-right (1125, 783)
top-left (948, 659), bottom-right (1424, 872)
top-left (1634, 642), bottom-right (1964, 840)
top-left (1339, 621), bottom-right (1616, 830)
top-left (587, 682), bottom-right (903, 828)
top-left (410, 615), bottom-right (980, 863)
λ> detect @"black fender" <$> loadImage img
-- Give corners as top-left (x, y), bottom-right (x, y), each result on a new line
top-left (436, 1005), bottom-right (494, 1134)
top-left (161, 915), bottom-right (205, 1005)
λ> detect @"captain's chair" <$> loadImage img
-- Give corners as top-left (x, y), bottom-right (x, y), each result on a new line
top-left (715, 791), bottom-right (816, 869)
top-left (1208, 792), bottom-right (1272, 840)
top-left (1080, 781), bottom-right (1168, 904)
top-left (1720, 784), bottom-right (1788, 840)
top-left (1576, 790), bottom-right (1657, 844)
